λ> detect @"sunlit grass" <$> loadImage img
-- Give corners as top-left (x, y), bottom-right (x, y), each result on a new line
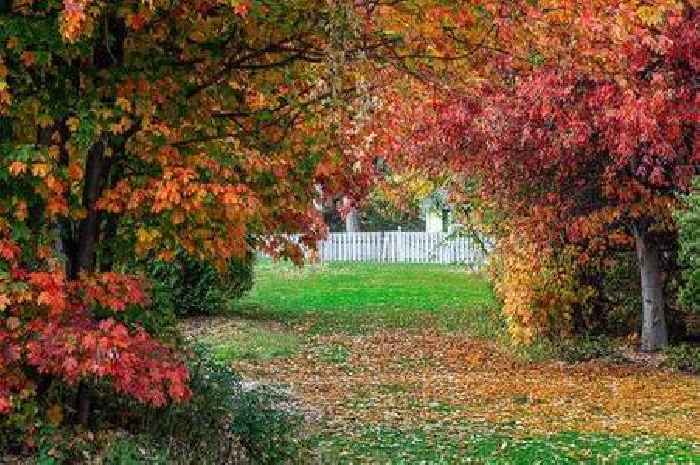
top-left (230, 260), bottom-right (501, 336)
top-left (190, 318), bottom-right (302, 363)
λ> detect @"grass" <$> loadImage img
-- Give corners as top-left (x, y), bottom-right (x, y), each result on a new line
top-left (191, 261), bottom-right (700, 464)
top-left (317, 425), bottom-right (700, 465)
top-left (316, 343), bottom-right (351, 364)
top-left (208, 327), bottom-right (301, 362)
top-left (184, 317), bottom-right (302, 363)
top-left (230, 260), bottom-right (501, 336)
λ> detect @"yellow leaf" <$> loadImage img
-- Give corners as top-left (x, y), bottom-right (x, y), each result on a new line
top-left (14, 201), bottom-right (28, 221)
top-left (5, 37), bottom-right (19, 50)
top-left (6, 316), bottom-right (21, 330)
top-left (172, 209), bottom-right (185, 225)
top-left (47, 404), bottom-right (64, 426)
top-left (38, 115), bottom-right (54, 128)
top-left (31, 163), bottom-right (50, 177)
top-left (47, 145), bottom-right (61, 160)
top-left (66, 117), bottom-right (80, 132)
top-left (8, 161), bottom-right (26, 176)
top-left (116, 97), bottom-right (131, 112)
top-left (0, 293), bottom-right (10, 311)
top-left (70, 207), bottom-right (87, 220)
top-left (637, 6), bottom-right (664, 27)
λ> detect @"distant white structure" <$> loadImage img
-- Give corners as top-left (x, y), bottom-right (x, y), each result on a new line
top-left (421, 189), bottom-right (453, 233)
top-left (424, 208), bottom-right (447, 233)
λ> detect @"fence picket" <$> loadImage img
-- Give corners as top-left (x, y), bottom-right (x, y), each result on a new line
top-left (263, 231), bottom-right (487, 265)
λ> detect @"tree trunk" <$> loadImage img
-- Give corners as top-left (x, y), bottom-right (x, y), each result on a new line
top-left (345, 207), bottom-right (359, 232)
top-left (64, 13), bottom-right (126, 428)
top-left (71, 139), bottom-right (110, 426)
top-left (76, 383), bottom-right (90, 426)
top-left (634, 227), bottom-right (668, 352)
top-left (74, 140), bottom-right (106, 276)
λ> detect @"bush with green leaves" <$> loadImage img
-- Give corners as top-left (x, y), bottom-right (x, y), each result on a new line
top-left (147, 249), bottom-right (255, 317)
top-left (121, 344), bottom-right (307, 464)
top-left (580, 246), bottom-right (688, 341)
top-left (31, 427), bottom-right (171, 465)
top-left (25, 345), bottom-right (307, 465)
top-left (677, 178), bottom-right (700, 315)
top-left (595, 252), bottom-right (642, 337)
top-left (555, 335), bottom-right (622, 364)
top-left (663, 344), bottom-right (700, 374)
top-left (516, 335), bottom-right (623, 364)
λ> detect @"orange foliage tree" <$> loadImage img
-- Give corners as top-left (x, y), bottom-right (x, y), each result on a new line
top-left (0, 0), bottom-right (400, 425)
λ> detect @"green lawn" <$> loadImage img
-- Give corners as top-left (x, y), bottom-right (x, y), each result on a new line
top-left (200, 261), bottom-right (700, 464)
top-left (230, 260), bottom-right (501, 336)
top-left (317, 426), bottom-right (700, 465)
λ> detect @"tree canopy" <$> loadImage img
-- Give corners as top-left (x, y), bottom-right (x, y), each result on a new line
top-left (360, 1), bottom-right (698, 348)
top-left (0, 0), bottom-right (697, 434)
top-left (0, 0), bottom-right (406, 421)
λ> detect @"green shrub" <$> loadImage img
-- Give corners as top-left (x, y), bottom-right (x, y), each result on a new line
top-left (663, 344), bottom-right (700, 374)
top-left (122, 344), bottom-right (307, 464)
top-left (595, 252), bottom-right (641, 337)
top-left (555, 335), bottom-right (620, 364)
top-left (147, 249), bottom-right (255, 317)
top-left (0, 396), bottom-right (40, 456)
top-left (589, 246), bottom-right (687, 341)
top-left (32, 428), bottom-right (168, 465)
top-left (515, 335), bottom-right (622, 364)
top-left (677, 178), bottom-right (700, 314)
top-left (35, 427), bottom-right (100, 465)
top-left (231, 384), bottom-right (308, 464)
top-left (17, 346), bottom-right (306, 465)
top-left (512, 338), bottom-right (560, 363)
top-left (103, 436), bottom-right (169, 465)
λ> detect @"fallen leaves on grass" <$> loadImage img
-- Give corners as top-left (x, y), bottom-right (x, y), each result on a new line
top-left (235, 329), bottom-right (700, 441)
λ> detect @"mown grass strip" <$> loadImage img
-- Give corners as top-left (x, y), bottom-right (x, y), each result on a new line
top-left (231, 260), bottom-right (501, 336)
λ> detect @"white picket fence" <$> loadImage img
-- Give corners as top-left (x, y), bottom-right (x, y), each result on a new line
top-left (270, 232), bottom-right (489, 265)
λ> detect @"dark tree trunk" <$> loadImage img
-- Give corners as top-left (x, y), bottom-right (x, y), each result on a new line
top-left (76, 383), bottom-right (91, 427)
top-left (74, 140), bottom-right (106, 277)
top-left (73, 139), bottom-right (112, 426)
top-left (99, 215), bottom-right (119, 272)
top-left (71, 13), bottom-right (127, 427)
top-left (633, 226), bottom-right (669, 352)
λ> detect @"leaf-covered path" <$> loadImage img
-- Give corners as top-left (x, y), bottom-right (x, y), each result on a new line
top-left (198, 262), bottom-right (700, 463)
top-left (237, 330), bottom-right (700, 441)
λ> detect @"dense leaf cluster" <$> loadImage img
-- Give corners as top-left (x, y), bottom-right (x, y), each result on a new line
top-left (368, 1), bottom-right (698, 347)
top-left (0, 0), bottom-right (398, 437)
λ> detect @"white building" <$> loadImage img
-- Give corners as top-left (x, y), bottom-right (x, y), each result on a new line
top-left (420, 189), bottom-right (454, 233)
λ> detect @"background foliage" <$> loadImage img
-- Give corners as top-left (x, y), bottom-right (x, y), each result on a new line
top-left (678, 178), bottom-right (700, 316)
top-left (146, 249), bottom-right (255, 318)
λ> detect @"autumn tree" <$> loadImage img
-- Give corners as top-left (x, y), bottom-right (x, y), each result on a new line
top-left (0, 0), bottom-right (396, 427)
top-left (362, 1), bottom-right (698, 350)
